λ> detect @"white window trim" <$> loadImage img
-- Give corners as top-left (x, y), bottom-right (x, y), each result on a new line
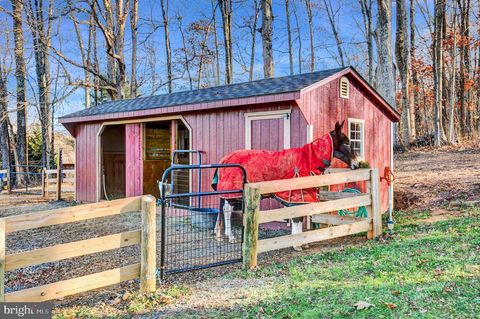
top-left (245, 109), bottom-right (291, 150)
top-left (347, 118), bottom-right (365, 160)
top-left (306, 124), bottom-right (314, 143)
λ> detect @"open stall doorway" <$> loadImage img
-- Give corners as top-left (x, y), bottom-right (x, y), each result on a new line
top-left (143, 120), bottom-right (190, 198)
top-left (101, 124), bottom-right (126, 200)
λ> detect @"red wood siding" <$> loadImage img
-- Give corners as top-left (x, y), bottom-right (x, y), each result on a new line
top-left (125, 123), bottom-right (143, 197)
top-left (251, 118), bottom-right (284, 150)
top-left (183, 103), bottom-right (307, 194)
top-left (75, 123), bottom-right (101, 202)
top-left (298, 74), bottom-right (392, 212)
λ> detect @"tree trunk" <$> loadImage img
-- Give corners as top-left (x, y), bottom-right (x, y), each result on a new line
top-left (433, 0), bottom-right (446, 146)
top-left (408, 0), bottom-right (417, 138)
top-left (305, 0), bottom-right (314, 71)
top-left (457, 0), bottom-right (471, 136)
top-left (178, 15), bottom-right (193, 90)
top-left (113, 0), bottom-right (128, 99)
top-left (161, 0), bottom-right (172, 93)
top-left (25, 0), bottom-right (54, 168)
top-left (249, 0), bottom-right (260, 81)
top-left (130, 0), bottom-right (138, 97)
top-left (211, 0), bottom-right (221, 85)
top-left (292, 1), bottom-right (302, 74)
top-left (395, 0), bottom-right (411, 145)
top-left (219, 0), bottom-right (233, 84)
top-left (0, 64), bottom-right (10, 170)
top-left (261, 0), bottom-right (274, 78)
top-left (285, 0), bottom-right (294, 75)
top-left (359, 0), bottom-right (373, 83)
top-left (11, 0), bottom-right (28, 177)
top-left (324, 0), bottom-right (345, 67)
top-left (68, 0), bottom-right (91, 109)
top-left (375, 0), bottom-right (395, 106)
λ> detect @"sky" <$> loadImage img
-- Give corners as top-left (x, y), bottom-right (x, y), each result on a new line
top-left (0, 0), bottom-right (434, 133)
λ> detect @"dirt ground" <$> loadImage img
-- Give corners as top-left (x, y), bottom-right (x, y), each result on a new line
top-left (0, 146), bottom-right (478, 317)
top-left (394, 146), bottom-right (480, 212)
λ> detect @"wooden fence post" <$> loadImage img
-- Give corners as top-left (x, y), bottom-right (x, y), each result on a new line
top-left (41, 168), bottom-right (46, 198)
top-left (55, 167), bottom-right (61, 201)
top-left (140, 195), bottom-right (156, 293)
top-left (242, 185), bottom-right (260, 269)
top-left (0, 219), bottom-right (5, 302)
top-left (368, 169), bottom-right (382, 239)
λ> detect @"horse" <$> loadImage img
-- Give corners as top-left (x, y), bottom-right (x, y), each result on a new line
top-left (212, 120), bottom-right (359, 247)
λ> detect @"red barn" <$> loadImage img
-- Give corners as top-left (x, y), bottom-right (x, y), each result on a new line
top-left (60, 67), bottom-right (399, 212)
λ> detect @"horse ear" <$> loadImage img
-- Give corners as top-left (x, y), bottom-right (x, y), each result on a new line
top-left (339, 120), bottom-right (345, 129)
top-left (334, 121), bottom-right (340, 132)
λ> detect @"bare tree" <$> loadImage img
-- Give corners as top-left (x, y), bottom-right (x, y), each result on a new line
top-left (68, 1), bottom-right (92, 109)
top-left (374, 0), bottom-right (395, 106)
top-left (409, 0), bottom-right (417, 137)
top-left (359, 0), bottom-right (373, 83)
top-left (177, 15), bottom-right (193, 90)
top-left (248, 0), bottom-right (260, 81)
top-left (456, 0), bottom-right (471, 135)
top-left (161, 0), bottom-right (173, 93)
top-left (0, 62), bottom-right (10, 170)
top-left (261, 0), bottom-right (274, 78)
top-left (211, 0), bottom-right (220, 85)
top-left (324, 0), bottom-right (345, 67)
top-left (285, 0), bottom-right (294, 75)
top-left (305, 0), bottom-right (315, 71)
top-left (396, 0), bottom-right (411, 145)
top-left (448, 1), bottom-right (457, 143)
top-left (433, 0), bottom-right (446, 146)
top-left (219, 0), bottom-right (233, 84)
top-left (130, 0), bottom-right (138, 97)
top-left (292, 1), bottom-right (302, 74)
top-left (25, 0), bottom-right (54, 168)
top-left (88, 0), bottom-right (130, 100)
top-left (11, 0), bottom-right (28, 175)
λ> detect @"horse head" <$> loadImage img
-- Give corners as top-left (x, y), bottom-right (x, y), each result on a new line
top-left (330, 120), bottom-right (360, 169)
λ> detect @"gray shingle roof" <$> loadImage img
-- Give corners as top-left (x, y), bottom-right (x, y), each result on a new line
top-left (60, 67), bottom-right (347, 119)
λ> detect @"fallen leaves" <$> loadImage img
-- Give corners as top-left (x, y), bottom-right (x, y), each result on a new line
top-left (385, 302), bottom-right (397, 310)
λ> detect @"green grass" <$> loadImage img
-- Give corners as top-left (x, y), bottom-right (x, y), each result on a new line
top-left (203, 208), bottom-right (480, 318)
top-left (54, 207), bottom-right (480, 318)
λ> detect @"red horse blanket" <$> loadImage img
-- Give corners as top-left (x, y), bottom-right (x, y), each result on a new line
top-left (214, 133), bottom-right (333, 203)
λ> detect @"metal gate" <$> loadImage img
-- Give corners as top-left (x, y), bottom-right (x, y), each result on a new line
top-left (158, 164), bottom-right (246, 279)
top-left (9, 165), bottom-right (44, 195)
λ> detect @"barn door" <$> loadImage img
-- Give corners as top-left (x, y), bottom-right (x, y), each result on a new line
top-left (245, 110), bottom-right (290, 150)
top-left (245, 110), bottom-right (291, 211)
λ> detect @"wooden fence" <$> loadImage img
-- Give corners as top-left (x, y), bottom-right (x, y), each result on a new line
top-left (42, 168), bottom-right (75, 200)
top-left (0, 195), bottom-right (157, 302)
top-left (242, 168), bottom-right (381, 269)
top-left (0, 169), bottom-right (10, 193)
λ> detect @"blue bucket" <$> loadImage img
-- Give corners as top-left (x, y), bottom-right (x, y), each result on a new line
top-left (189, 208), bottom-right (219, 229)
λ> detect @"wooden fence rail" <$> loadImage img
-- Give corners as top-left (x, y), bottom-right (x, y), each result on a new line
top-left (42, 168), bottom-right (75, 200)
top-left (0, 195), bottom-right (157, 302)
top-left (243, 168), bottom-right (381, 269)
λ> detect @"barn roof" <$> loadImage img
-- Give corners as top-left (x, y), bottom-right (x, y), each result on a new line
top-left (61, 67), bottom-right (346, 119)
top-left (59, 67), bottom-right (399, 127)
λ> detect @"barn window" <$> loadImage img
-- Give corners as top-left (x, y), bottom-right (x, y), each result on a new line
top-left (348, 119), bottom-right (364, 159)
top-left (339, 77), bottom-right (349, 99)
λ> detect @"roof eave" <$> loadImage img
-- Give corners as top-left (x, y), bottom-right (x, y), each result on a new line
top-left (59, 90), bottom-right (302, 126)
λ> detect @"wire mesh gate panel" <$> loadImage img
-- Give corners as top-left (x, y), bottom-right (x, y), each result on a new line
top-left (159, 164), bottom-right (246, 278)
top-left (9, 165), bottom-right (44, 195)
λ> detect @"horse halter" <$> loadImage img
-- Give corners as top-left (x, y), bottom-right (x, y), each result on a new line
top-left (330, 130), bottom-right (356, 167)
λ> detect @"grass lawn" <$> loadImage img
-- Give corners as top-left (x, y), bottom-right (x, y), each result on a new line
top-left (54, 207), bottom-right (480, 318)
